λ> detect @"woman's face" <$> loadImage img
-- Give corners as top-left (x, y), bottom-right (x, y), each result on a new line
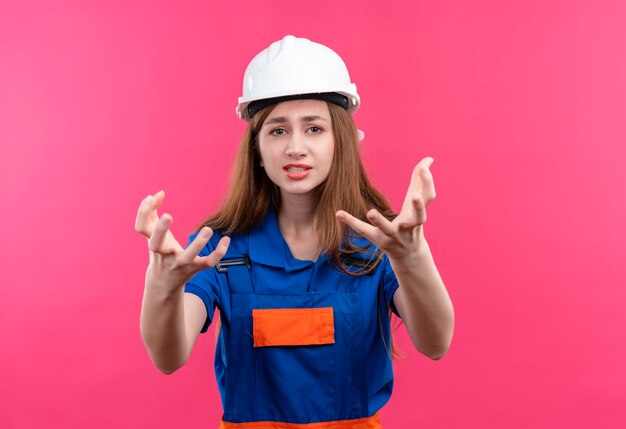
top-left (257, 99), bottom-right (335, 198)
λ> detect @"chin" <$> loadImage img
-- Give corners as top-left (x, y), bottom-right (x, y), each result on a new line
top-left (281, 187), bottom-right (317, 196)
top-left (278, 182), bottom-right (323, 197)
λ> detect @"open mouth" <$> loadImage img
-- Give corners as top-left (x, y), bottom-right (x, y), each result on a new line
top-left (283, 164), bottom-right (312, 180)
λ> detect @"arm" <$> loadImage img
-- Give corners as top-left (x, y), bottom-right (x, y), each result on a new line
top-left (139, 281), bottom-right (207, 374)
top-left (389, 229), bottom-right (454, 359)
top-left (337, 158), bottom-right (454, 360)
top-left (135, 190), bottom-right (230, 373)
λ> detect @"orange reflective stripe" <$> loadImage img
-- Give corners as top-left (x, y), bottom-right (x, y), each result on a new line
top-left (252, 307), bottom-right (335, 347)
top-left (219, 412), bottom-right (381, 429)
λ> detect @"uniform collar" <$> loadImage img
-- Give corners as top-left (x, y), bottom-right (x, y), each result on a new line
top-left (248, 207), bottom-right (316, 272)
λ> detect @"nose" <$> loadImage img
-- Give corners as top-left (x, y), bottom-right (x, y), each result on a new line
top-left (285, 132), bottom-right (307, 158)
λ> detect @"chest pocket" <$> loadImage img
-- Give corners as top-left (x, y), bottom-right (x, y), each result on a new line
top-left (253, 307), bottom-right (335, 347)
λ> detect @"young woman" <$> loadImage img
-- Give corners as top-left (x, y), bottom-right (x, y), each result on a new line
top-left (135, 35), bottom-right (454, 428)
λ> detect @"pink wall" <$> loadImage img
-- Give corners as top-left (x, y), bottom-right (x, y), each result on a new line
top-left (1, 1), bottom-right (625, 427)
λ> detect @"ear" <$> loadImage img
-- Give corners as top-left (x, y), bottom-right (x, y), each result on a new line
top-left (260, 161), bottom-right (264, 167)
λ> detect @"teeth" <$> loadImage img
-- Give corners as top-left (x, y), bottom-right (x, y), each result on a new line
top-left (288, 167), bottom-right (308, 172)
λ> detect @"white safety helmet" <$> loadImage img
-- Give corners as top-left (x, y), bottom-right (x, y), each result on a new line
top-left (236, 35), bottom-right (361, 122)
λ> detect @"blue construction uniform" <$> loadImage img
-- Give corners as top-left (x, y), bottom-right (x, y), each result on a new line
top-left (184, 208), bottom-right (400, 426)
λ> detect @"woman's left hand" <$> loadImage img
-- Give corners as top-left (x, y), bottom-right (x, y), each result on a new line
top-left (336, 157), bottom-right (436, 261)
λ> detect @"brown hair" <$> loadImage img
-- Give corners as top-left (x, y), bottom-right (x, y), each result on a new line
top-left (197, 101), bottom-right (401, 359)
top-left (197, 102), bottom-right (396, 275)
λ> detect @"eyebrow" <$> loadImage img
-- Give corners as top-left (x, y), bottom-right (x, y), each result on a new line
top-left (262, 115), bottom-right (328, 127)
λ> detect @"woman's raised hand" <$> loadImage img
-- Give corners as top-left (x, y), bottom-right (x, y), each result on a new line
top-left (336, 157), bottom-right (436, 261)
top-left (135, 190), bottom-right (230, 292)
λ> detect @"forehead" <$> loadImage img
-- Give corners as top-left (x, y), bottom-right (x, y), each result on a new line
top-left (264, 99), bottom-right (330, 122)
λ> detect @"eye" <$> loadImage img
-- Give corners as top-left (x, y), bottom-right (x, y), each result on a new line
top-left (307, 126), bottom-right (323, 133)
top-left (270, 128), bottom-right (287, 136)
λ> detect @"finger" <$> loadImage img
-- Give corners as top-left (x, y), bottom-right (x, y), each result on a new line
top-left (148, 213), bottom-right (174, 253)
top-left (395, 193), bottom-right (427, 230)
top-left (197, 236), bottom-right (231, 268)
top-left (366, 209), bottom-right (396, 237)
top-left (411, 193), bottom-right (427, 225)
top-left (418, 163), bottom-right (437, 204)
top-left (151, 189), bottom-right (165, 208)
top-left (134, 195), bottom-right (155, 236)
top-left (336, 210), bottom-right (381, 243)
top-left (401, 158), bottom-right (434, 213)
top-left (412, 157), bottom-right (434, 192)
top-left (135, 190), bottom-right (165, 236)
top-left (179, 227), bottom-right (213, 265)
top-left (144, 190), bottom-right (166, 219)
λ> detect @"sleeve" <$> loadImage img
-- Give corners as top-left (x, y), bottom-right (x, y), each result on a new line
top-left (381, 255), bottom-right (401, 318)
top-left (183, 231), bottom-right (222, 333)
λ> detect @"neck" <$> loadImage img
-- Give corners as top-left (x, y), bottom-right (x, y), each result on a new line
top-left (278, 191), bottom-right (317, 236)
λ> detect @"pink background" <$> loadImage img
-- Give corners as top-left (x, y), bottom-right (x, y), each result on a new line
top-left (1, 1), bottom-right (625, 427)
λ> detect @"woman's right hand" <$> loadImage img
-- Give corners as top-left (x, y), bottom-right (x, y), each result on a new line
top-left (134, 190), bottom-right (230, 293)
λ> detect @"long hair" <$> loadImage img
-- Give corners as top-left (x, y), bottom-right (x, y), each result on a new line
top-left (197, 102), bottom-right (396, 274)
top-left (197, 101), bottom-right (402, 359)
